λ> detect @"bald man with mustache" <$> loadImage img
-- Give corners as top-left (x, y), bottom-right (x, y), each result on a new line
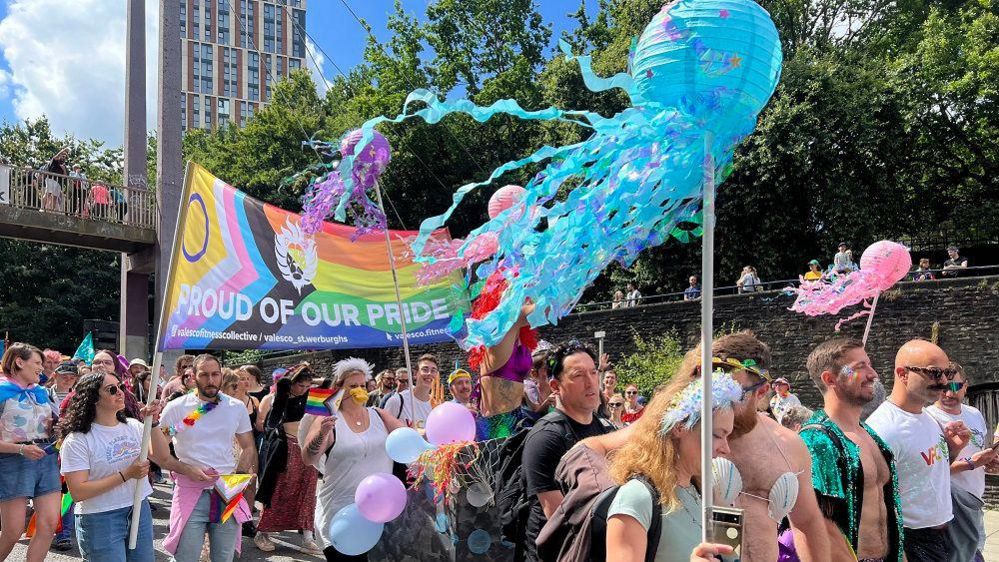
top-left (866, 339), bottom-right (972, 561)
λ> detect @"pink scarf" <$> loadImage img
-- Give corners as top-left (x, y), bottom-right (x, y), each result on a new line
top-left (163, 472), bottom-right (251, 556)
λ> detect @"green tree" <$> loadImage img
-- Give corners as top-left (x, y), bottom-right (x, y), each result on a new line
top-left (614, 331), bottom-right (686, 398)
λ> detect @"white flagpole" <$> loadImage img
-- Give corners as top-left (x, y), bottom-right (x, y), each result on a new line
top-left (373, 181), bottom-right (417, 424)
top-left (862, 293), bottom-right (880, 347)
top-left (128, 163), bottom-right (193, 548)
top-left (700, 132), bottom-right (716, 543)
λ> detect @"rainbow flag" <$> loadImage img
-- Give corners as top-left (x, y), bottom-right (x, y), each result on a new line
top-left (214, 474), bottom-right (254, 523)
top-left (306, 387), bottom-right (341, 416)
top-left (159, 163), bottom-right (468, 351)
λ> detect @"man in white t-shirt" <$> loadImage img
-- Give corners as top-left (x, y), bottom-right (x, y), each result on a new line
top-left (927, 362), bottom-right (996, 562)
top-left (159, 354), bottom-right (257, 562)
top-left (768, 377), bottom-right (801, 424)
top-left (383, 354), bottom-right (437, 429)
top-left (866, 340), bottom-right (972, 562)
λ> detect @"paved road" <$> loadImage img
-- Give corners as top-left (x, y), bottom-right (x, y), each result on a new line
top-left (14, 493), bottom-right (999, 560)
top-left (9, 483), bottom-right (324, 561)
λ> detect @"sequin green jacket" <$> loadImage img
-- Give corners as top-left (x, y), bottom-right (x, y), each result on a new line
top-left (800, 410), bottom-right (904, 562)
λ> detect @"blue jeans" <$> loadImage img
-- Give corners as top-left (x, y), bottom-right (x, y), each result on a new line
top-left (172, 489), bottom-right (239, 562)
top-left (75, 499), bottom-right (153, 562)
top-left (57, 500), bottom-right (75, 540)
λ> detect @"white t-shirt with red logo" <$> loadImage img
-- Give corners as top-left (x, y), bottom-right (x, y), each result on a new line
top-left (867, 401), bottom-right (953, 529)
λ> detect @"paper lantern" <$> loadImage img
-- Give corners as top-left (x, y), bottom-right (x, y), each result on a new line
top-left (340, 129), bottom-right (392, 176)
top-left (631, 0), bottom-right (782, 132)
top-left (860, 240), bottom-right (912, 289)
top-left (487, 185), bottom-right (526, 219)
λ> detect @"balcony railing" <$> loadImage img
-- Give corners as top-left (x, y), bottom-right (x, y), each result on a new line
top-left (0, 165), bottom-right (156, 231)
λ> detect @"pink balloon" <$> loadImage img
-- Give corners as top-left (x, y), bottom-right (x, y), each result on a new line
top-left (425, 402), bottom-right (476, 446)
top-left (354, 472), bottom-right (408, 523)
top-left (860, 240), bottom-right (912, 289)
top-left (487, 185), bottom-right (526, 219)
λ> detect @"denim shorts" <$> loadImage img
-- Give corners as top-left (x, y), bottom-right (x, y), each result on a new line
top-left (0, 451), bottom-right (60, 501)
top-left (76, 499), bottom-right (153, 562)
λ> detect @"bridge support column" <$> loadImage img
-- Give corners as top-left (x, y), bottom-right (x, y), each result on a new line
top-left (121, 0), bottom-right (150, 360)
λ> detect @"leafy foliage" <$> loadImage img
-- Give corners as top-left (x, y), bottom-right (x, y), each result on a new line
top-left (614, 331), bottom-right (686, 398)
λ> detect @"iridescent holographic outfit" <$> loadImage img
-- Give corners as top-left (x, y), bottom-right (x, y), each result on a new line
top-left (799, 410), bottom-right (904, 562)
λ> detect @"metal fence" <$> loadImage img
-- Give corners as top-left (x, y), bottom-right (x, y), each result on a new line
top-left (575, 264), bottom-right (999, 312)
top-left (0, 166), bottom-right (156, 230)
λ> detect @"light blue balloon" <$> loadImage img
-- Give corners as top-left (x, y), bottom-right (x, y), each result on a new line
top-left (385, 427), bottom-right (432, 464)
top-left (468, 529), bottom-right (492, 555)
top-left (328, 503), bottom-right (384, 556)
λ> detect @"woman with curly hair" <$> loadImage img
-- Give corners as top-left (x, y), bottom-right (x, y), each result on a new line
top-left (0, 343), bottom-right (61, 562)
top-left (605, 372), bottom-right (744, 562)
top-left (57, 370), bottom-right (197, 561)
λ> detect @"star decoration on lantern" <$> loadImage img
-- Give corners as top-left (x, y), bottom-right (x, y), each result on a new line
top-left (729, 54), bottom-right (743, 68)
top-left (719, 9), bottom-right (730, 18)
top-left (646, 69), bottom-right (654, 79)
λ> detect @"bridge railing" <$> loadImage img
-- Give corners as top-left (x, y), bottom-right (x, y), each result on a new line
top-left (0, 165), bottom-right (156, 230)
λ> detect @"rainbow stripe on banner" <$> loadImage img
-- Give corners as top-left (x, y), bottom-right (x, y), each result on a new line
top-left (160, 163), bottom-right (467, 350)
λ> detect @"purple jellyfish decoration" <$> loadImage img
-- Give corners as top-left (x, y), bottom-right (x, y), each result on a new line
top-left (301, 129), bottom-right (392, 238)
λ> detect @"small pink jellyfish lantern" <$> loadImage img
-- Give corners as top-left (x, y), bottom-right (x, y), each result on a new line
top-left (487, 185), bottom-right (526, 219)
top-left (860, 240), bottom-right (912, 290)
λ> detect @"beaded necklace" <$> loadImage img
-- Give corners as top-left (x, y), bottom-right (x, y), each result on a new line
top-left (163, 394), bottom-right (222, 437)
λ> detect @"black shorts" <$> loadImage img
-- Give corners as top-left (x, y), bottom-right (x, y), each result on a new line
top-left (904, 526), bottom-right (952, 562)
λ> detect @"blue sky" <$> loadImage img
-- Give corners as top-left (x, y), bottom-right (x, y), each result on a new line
top-left (0, 0), bottom-right (597, 146)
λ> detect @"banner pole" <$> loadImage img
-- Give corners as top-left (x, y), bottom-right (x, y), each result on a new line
top-left (373, 181), bottom-right (417, 424)
top-left (862, 293), bottom-right (880, 347)
top-left (129, 162), bottom-right (194, 549)
top-left (700, 132), bottom-right (716, 544)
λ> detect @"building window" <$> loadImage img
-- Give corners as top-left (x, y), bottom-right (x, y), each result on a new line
top-left (289, 58), bottom-right (300, 71)
top-left (291, 9), bottom-right (305, 58)
top-left (181, 93), bottom-right (187, 130)
top-left (217, 0), bottom-right (229, 45)
top-left (248, 51), bottom-right (260, 101)
top-left (264, 54), bottom-right (272, 100)
top-left (263, 3), bottom-right (275, 53)
top-left (193, 95), bottom-right (201, 128)
top-left (276, 10), bottom-right (283, 54)
top-left (180, 1), bottom-right (187, 37)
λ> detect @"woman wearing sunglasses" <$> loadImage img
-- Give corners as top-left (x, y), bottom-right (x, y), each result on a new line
top-left (621, 384), bottom-right (645, 425)
top-left (57, 371), bottom-right (196, 562)
top-left (606, 394), bottom-right (626, 429)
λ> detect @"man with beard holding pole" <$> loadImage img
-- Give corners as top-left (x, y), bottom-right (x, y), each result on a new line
top-left (866, 340), bottom-right (972, 561)
top-left (799, 338), bottom-right (904, 562)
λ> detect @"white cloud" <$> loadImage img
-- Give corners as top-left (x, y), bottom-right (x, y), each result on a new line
top-left (305, 37), bottom-right (330, 95)
top-left (0, 67), bottom-right (10, 99)
top-left (0, 0), bottom-right (158, 146)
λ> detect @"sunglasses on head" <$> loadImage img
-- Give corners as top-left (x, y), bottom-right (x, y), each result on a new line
top-left (905, 365), bottom-right (959, 381)
top-left (700, 356), bottom-right (772, 383)
top-left (104, 382), bottom-right (127, 395)
top-left (547, 339), bottom-right (595, 375)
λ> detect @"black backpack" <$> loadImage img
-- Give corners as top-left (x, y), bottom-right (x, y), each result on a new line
top-left (589, 476), bottom-right (663, 562)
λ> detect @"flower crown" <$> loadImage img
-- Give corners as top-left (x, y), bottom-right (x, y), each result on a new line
top-left (660, 371), bottom-right (744, 435)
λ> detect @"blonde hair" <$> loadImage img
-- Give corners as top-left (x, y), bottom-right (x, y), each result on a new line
top-left (221, 369), bottom-right (239, 394)
top-left (609, 375), bottom-right (692, 511)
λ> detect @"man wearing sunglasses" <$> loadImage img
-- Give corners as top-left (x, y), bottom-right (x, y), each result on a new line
top-left (927, 362), bottom-right (994, 562)
top-left (866, 339), bottom-right (973, 562)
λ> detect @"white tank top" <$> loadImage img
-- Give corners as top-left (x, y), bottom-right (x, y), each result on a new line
top-left (303, 409), bottom-right (394, 549)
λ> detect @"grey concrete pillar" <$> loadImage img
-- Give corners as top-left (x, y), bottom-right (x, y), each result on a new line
top-left (120, 0), bottom-right (150, 360)
top-left (157, 0), bottom-right (183, 366)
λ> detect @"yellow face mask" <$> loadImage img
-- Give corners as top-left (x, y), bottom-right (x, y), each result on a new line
top-left (349, 387), bottom-right (369, 406)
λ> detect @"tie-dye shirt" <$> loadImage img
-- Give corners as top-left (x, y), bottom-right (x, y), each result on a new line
top-left (0, 382), bottom-right (57, 443)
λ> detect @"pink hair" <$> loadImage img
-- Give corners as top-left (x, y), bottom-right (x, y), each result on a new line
top-left (43, 349), bottom-right (61, 363)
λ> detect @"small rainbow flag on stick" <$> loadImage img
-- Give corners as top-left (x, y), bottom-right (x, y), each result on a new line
top-left (306, 388), bottom-right (342, 416)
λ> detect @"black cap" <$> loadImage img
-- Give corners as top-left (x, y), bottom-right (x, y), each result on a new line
top-left (55, 362), bottom-right (78, 376)
top-left (838, 242), bottom-right (847, 247)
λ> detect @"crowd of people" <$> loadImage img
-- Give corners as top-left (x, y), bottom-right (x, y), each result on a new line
top-left (0, 327), bottom-right (993, 562)
top-left (9, 149), bottom-right (130, 221)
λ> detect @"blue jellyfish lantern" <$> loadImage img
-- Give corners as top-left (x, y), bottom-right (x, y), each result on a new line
top-left (301, 0), bottom-right (783, 348)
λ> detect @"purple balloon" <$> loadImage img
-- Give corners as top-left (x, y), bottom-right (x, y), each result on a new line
top-left (425, 402), bottom-right (476, 446)
top-left (355, 472), bottom-right (408, 523)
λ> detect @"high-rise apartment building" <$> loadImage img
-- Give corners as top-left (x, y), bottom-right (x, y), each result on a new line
top-left (180, 0), bottom-right (307, 131)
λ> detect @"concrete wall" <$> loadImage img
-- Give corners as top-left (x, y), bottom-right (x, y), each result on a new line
top-left (259, 275), bottom-right (999, 405)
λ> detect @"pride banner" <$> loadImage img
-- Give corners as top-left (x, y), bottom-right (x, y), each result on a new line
top-left (160, 164), bottom-right (467, 350)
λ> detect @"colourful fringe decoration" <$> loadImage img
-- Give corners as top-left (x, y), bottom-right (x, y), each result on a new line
top-left (411, 441), bottom-right (482, 505)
